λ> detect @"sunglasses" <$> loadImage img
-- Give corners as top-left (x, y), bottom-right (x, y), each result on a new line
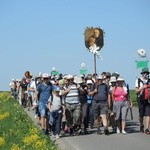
top-left (142, 72), bottom-right (149, 74)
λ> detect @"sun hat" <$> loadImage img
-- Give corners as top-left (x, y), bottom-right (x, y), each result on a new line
top-left (42, 73), bottom-right (49, 78)
top-left (80, 74), bottom-right (85, 78)
top-left (74, 76), bottom-right (83, 84)
top-left (117, 77), bottom-right (124, 82)
top-left (110, 76), bottom-right (116, 82)
top-left (86, 80), bottom-right (93, 84)
top-left (141, 68), bottom-right (149, 74)
top-left (66, 74), bottom-right (73, 79)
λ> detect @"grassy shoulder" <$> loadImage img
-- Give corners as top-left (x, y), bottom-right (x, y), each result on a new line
top-left (0, 92), bottom-right (57, 150)
top-left (130, 90), bottom-right (137, 107)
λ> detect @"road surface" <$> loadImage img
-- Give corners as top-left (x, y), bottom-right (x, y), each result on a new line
top-left (25, 107), bottom-right (150, 150)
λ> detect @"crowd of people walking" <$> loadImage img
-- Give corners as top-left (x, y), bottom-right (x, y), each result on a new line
top-left (9, 67), bottom-right (150, 139)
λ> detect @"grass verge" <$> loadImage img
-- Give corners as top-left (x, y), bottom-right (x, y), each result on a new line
top-left (0, 92), bottom-right (57, 150)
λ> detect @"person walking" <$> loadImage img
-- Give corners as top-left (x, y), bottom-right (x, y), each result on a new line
top-left (48, 85), bottom-right (63, 139)
top-left (112, 77), bottom-right (131, 135)
top-left (61, 75), bottom-right (81, 136)
top-left (36, 73), bottom-right (53, 134)
top-left (89, 75), bottom-right (110, 135)
top-left (135, 67), bottom-right (150, 134)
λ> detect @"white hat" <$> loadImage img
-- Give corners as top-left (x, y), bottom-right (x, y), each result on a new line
top-left (86, 80), bottom-right (93, 84)
top-left (42, 73), bottom-right (49, 78)
top-left (66, 74), bottom-right (73, 79)
top-left (80, 74), bottom-right (85, 78)
top-left (117, 77), bottom-right (124, 81)
top-left (110, 76), bottom-right (116, 82)
top-left (74, 76), bottom-right (83, 84)
top-left (97, 75), bottom-right (103, 80)
top-left (63, 74), bottom-right (68, 79)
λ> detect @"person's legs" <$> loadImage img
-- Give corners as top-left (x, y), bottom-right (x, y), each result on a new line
top-left (121, 101), bottom-right (128, 134)
top-left (65, 104), bottom-right (74, 135)
top-left (144, 104), bottom-right (150, 134)
top-left (73, 104), bottom-right (81, 134)
top-left (100, 102), bottom-right (109, 135)
top-left (93, 101), bottom-right (101, 134)
top-left (137, 98), bottom-right (145, 132)
top-left (55, 111), bottom-right (62, 137)
top-left (113, 101), bottom-right (121, 133)
top-left (81, 103), bottom-right (88, 133)
top-left (39, 104), bottom-right (47, 133)
top-left (90, 102), bottom-right (94, 128)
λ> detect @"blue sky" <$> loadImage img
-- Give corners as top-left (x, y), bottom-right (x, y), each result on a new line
top-left (0, 0), bottom-right (150, 90)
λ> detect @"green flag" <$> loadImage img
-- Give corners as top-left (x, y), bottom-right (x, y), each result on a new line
top-left (51, 71), bottom-right (59, 75)
top-left (80, 69), bottom-right (87, 75)
top-left (136, 60), bottom-right (148, 68)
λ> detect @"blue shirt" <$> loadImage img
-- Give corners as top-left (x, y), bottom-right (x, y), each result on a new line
top-left (37, 82), bottom-right (53, 104)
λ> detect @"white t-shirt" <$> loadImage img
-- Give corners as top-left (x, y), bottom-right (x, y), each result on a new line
top-left (135, 77), bottom-right (148, 88)
top-left (48, 95), bottom-right (62, 111)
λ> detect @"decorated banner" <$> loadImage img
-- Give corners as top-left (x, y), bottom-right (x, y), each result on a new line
top-left (84, 27), bottom-right (104, 54)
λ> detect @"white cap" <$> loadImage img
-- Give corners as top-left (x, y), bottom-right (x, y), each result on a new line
top-left (97, 75), bottom-right (103, 80)
top-left (86, 80), bottom-right (93, 84)
top-left (42, 73), bottom-right (49, 78)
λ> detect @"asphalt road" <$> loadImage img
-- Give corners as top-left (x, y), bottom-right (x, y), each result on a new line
top-left (25, 107), bottom-right (150, 150)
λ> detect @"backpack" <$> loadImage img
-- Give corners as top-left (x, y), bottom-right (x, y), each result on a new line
top-left (138, 78), bottom-right (150, 100)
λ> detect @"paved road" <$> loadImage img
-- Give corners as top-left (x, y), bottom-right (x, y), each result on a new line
top-left (25, 107), bottom-right (150, 150)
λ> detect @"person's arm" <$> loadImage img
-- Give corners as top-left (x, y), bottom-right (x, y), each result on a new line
top-left (108, 92), bottom-right (111, 109)
top-left (134, 78), bottom-right (146, 94)
top-left (47, 96), bottom-right (53, 112)
top-left (111, 87), bottom-right (115, 101)
top-left (60, 86), bottom-right (71, 96)
top-left (86, 83), bottom-right (97, 96)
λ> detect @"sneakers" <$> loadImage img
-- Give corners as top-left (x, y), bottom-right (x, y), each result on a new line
top-left (45, 129), bottom-right (49, 135)
top-left (145, 129), bottom-right (150, 135)
top-left (117, 127), bottom-right (120, 134)
top-left (104, 129), bottom-right (109, 135)
top-left (122, 130), bottom-right (127, 135)
top-left (55, 134), bottom-right (60, 139)
top-left (69, 128), bottom-right (74, 136)
top-left (140, 125), bottom-right (144, 133)
top-left (51, 133), bottom-right (55, 138)
top-left (97, 127), bottom-right (102, 135)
